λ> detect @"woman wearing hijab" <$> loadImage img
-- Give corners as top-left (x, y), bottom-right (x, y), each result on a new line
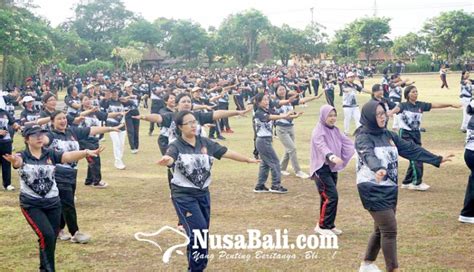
top-left (310, 105), bottom-right (354, 236)
top-left (460, 100), bottom-right (474, 224)
top-left (355, 100), bottom-right (453, 272)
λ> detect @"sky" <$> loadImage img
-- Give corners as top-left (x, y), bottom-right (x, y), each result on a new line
top-left (31, 0), bottom-right (473, 39)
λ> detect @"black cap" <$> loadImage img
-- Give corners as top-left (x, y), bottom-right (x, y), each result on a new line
top-left (42, 93), bottom-right (56, 104)
top-left (22, 125), bottom-right (48, 137)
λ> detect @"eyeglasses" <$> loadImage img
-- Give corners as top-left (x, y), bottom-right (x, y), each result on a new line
top-left (376, 112), bottom-right (387, 118)
top-left (182, 120), bottom-right (198, 127)
top-left (29, 132), bottom-right (45, 139)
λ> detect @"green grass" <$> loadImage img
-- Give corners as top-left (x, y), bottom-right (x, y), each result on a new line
top-left (1, 72), bottom-right (473, 271)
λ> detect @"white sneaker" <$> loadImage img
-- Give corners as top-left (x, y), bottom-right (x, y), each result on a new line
top-left (58, 229), bottom-right (71, 241)
top-left (400, 184), bottom-right (410, 189)
top-left (4, 185), bottom-right (15, 191)
top-left (71, 231), bottom-right (91, 244)
top-left (295, 171), bottom-right (310, 179)
top-left (331, 227), bottom-right (343, 235)
top-left (314, 225), bottom-right (337, 236)
top-left (408, 183), bottom-right (430, 191)
top-left (281, 170), bottom-right (290, 176)
top-left (115, 161), bottom-right (126, 170)
top-left (92, 181), bottom-right (108, 189)
top-left (131, 149), bottom-right (139, 154)
top-left (458, 215), bottom-right (474, 224)
top-left (359, 262), bottom-right (382, 272)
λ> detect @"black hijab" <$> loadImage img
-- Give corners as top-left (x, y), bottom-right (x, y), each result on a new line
top-left (358, 100), bottom-right (387, 135)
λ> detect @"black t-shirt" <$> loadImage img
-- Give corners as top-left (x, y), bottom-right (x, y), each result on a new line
top-left (166, 136), bottom-right (228, 197)
top-left (159, 111), bottom-right (214, 142)
top-left (398, 101), bottom-right (432, 131)
top-left (46, 127), bottom-right (91, 183)
top-left (0, 109), bottom-right (15, 143)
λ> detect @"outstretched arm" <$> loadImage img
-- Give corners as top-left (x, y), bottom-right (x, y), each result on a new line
top-left (222, 149), bottom-right (260, 163)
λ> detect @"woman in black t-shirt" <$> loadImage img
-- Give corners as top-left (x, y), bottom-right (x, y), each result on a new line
top-left (3, 125), bottom-right (103, 272)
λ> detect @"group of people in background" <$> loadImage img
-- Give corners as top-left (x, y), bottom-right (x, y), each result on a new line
top-left (0, 64), bottom-right (472, 272)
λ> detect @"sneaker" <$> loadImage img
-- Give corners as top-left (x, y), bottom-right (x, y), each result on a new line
top-left (4, 185), bottom-right (15, 191)
top-left (408, 183), bottom-right (430, 191)
top-left (461, 129), bottom-right (467, 133)
top-left (281, 170), bottom-right (290, 176)
top-left (420, 128), bottom-right (427, 132)
top-left (458, 215), bottom-right (474, 224)
top-left (58, 229), bottom-right (71, 241)
top-left (131, 149), bottom-right (139, 154)
top-left (331, 227), bottom-right (343, 235)
top-left (359, 262), bottom-right (382, 272)
top-left (148, 131), bottom-right (153, 136)
top-left (253, 185), bottom-right (270, 193)
top-left (295, 171), bottom-right (310, 179)
top-left (209, 135), bottom-right (216, 139)
top-left (115, 161), bottom-right (126, 170)
top-left (70, 231), bottom-right (91, 244)
top-left (217, 135), bottom-right (226, 140)
top-left (400, 184), bottom-right (410, 189)
top-left (92, 181), bottom-right (108, 189)
top-left (314, 225), bottom-right (336, 236)
top-left (226, 129), bottom-right (234, 133)
top-left (269, 185), bottom-right (288, 194)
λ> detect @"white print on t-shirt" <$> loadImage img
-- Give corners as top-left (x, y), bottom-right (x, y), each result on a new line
top-left (357, 146), bottom-right (399, 186)
top-left (173, 153), bottom-right (214, 189)
top-left (19, 164), bottom-right (56, 197)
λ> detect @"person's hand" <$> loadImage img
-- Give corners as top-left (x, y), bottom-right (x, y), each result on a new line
top-left (132, 114), bottom-right (144, 120)
top-left (238, 106), bottom-right (252, 117)
top-left (87, 146), bottom-right (105, 157)
top-left (452, 104), bottom-right (462, 109)
top-left (440, 153), bottom-right (455, 164)
top-left (2, 153), bottom-right (20, 164)
top-left (0, 130), bottom-right (8, 136)
top-left (206, 105), bottom-right (216, 111)
top-left (247, 158), bottom-right (261, 164)
top-left (111, 124), bottom-right (125, 132)
top-left (157, 155), bottom-right (173, 166)
top-left (375, 169), bottom-right (387, 183)
top-left (331, 156), bottom-right (344, 166)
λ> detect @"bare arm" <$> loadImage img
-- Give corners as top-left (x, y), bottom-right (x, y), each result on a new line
top-left (61, 147), bottom-right (104, 164)
top-left (133, 113), bottom-right (163, 124)
top-left (222, 149), bottom-right (260, 163)
top-left (431, 103), bottom-right (461, 109)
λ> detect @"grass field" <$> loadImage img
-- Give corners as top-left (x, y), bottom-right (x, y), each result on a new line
top-left (0, 72), bottom-right (473, 271)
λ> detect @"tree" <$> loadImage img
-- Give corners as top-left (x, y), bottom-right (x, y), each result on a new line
top-left (165, 20), bottom-right (207, 61)
top-left (218, 9), bottom-right (270, 66)
top-left (348, 17), bottom-right (392, 63)
top-left (122, 19), bottom-right (163, 47)
top-left (112, 43), bottom-right (144, 71)
top-left (69, 0), bottom-right (136, 59)
top-left (268, 24), bottom-right (304, 66)
top-left (50, 28), bottom-right (92, 64)
top-left (422, 10), bottom-right (474, 62)
top-left (329, 27), bottom-right (358, 61)
top-left (298, 23), bottom-right (327, 62)
top-left (204, 26), bottom-right (219, 66)
top-left (392, 32), bottom-right (426, 62)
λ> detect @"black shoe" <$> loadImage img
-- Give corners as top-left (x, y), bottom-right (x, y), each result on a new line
top-left (269, 185), bottom-right (288, 194)
top-left (217, 135), bottom-right (226, 140)
top-left (461, 129), bottom-right (467, 133)
top-left (209, 135), bottom-right (216, 139)
top-left (420, 128), bottom-right (426, 132)
top-left (253, 185), bottom-right (270, 193)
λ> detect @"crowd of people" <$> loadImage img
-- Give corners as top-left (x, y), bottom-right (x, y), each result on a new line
top-left (0, 64), bottom-right (472, 272)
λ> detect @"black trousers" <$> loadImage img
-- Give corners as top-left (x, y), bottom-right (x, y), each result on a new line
top-left (85, 155), bottom-right (101, 185)
top-left (440, 75), bottom-right (449, 89)
top-left (400, 130), bottom-right (424, 185)
top-left (325, 89), bottom-right (335, 107)
top-left (209, 120), bottom-right (222, 138)
top-left (338, 83), bottom-right (344, 96)
top-left (314, 165), bottom-right (338, 229)
top-left (462, 149), bottom-right (474, 217)
top-left (125, 115), bottom-right (140, 150)
top-left (57, 183), bottom-right (79, 235)
top-left (21, 203), bottom-right (61, 272)
top-left (0, 141), bottom-right (12, 188)
top-left (149, 100), bottom-right (164, 134)
top-left (172, 193), bottom-right (211, 272)
top-left (218, 102), bottom-right (230, 130)
top-left (312, 79), bottom-right (320, 96)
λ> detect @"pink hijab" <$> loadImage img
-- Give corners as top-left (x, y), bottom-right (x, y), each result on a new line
top-left (310, 105), bottom-right (355, 176)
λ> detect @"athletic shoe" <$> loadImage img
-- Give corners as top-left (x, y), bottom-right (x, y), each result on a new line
top-left (400, 184), bottom-right (410, 189)
top-left (253, 185), bottom-right (270, 193)
top-left (226, 129), bottom-right (234, 133)
top-left (408, 183), bottom-right (430, 191)
top-left (131, 149), bottom-right (139, 154)
top-left (458, 215), bottom-right (474, 224)
top-left (281, 170), bottom-right (290, 176)
top-left (314, 225), bottom-right (336, 236)
top-left (58, 229), bottom-right (71, 241)
top-left (359, 262), bottom-right (382, 272)
top-left (331, 227), bottom-right (343, 235)
top-left (420, 128), bottom-right (427, 132)
top-left (269, 185), bottom-right (288, 194)
top-left (92, 181), bottom-right (108, 189)
top-left (4, 185), bottom-right (15, 191)
top-left (217, 135), bottom-right (226, 140)
top-left (71, 231), bottom-right (91, 244)
top-left (461, 129), bottom-right (467, 133)
top-left (295, 171), bottom-right (310, 179)
top-left (148, 132), bottom-right (153, 136)
top-left (209, 135), bottom-right (216, 139)
top-left (115, 161), bottom-right (126, 170)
